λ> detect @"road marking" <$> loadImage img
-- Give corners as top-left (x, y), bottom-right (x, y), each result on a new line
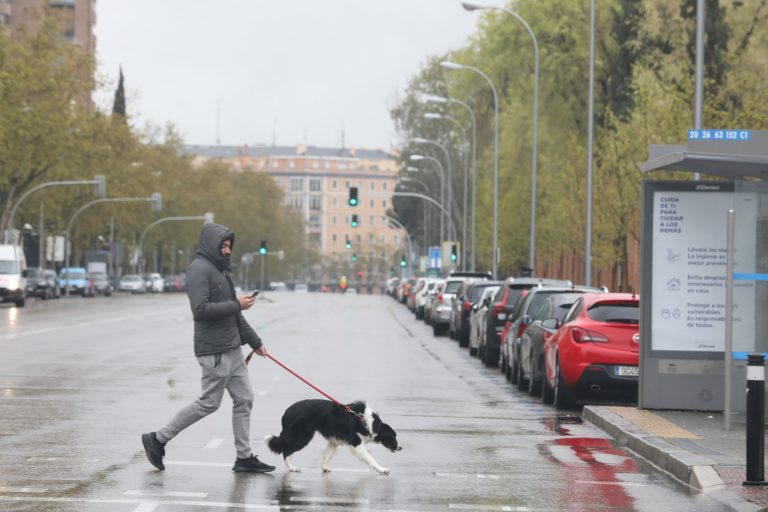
top-left (125, 490), bottom-right (208, 498)
top-left (574, 480), bottom-right (647, 487)
top-left (448, 505), bottom-right (532, 512)
top-left (0, 486), bottom-right (47, 493)
top-left (289, 496), bottom-right (370, 505)
top-left (204, 438), bottom-right (225, 450)
top-left (0, 496), bottom-right (280, 510)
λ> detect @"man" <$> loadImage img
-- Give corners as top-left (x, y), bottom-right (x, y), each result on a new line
top-left (142, 223), bottom-right (275, 473)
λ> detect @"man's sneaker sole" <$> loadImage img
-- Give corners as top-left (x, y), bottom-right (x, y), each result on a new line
top-left (232, 465), bottom-right (275, 473)
top-left (142, 433), bottom-right (165, 471)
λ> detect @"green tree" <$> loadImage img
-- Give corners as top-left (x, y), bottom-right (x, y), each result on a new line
top-left (112, 67), bottom-right (127, 119)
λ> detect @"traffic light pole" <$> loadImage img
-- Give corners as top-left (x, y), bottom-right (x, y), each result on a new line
top-left (260, 253), bottom-right (266, 292)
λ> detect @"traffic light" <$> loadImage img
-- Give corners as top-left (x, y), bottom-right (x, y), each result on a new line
top-left (400, 255), bottom-right (407, 267)
top-left (351, 214), bottom-right (359, 228)
top-left (348, 186), bottom-right (358, 206)
top-left (345, 237), bottom-right (351, 250)
top-left (351, 253), bottom-right (357, 262)
top-left (259, 240), bottom-right (267, 255)
top-left (450, 244), bottom-right (457, 262)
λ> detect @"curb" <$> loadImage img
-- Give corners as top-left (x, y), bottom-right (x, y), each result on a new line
top-left (582, 405), bottom-right (764, 512)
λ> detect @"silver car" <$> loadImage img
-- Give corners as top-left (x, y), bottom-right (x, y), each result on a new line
top-left (119, 274), bottom-right (146, 294)
top-left (469, 285), bottom-right (500, 357)
top-left (429, 278), bottom-right (465, 336)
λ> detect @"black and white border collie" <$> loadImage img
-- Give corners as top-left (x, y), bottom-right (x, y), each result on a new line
top-left (265, 399), bottom-right (401, 474)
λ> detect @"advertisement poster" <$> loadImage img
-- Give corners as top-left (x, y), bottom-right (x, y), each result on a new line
top-left (651, 190), bottom-right (756, 352)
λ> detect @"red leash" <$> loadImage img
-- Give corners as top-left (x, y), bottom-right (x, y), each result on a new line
top-left (246, 349), bottom-right (354, 416)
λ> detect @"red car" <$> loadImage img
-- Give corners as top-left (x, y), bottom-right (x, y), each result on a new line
top-left (542, 293), bottom-right (640, 409)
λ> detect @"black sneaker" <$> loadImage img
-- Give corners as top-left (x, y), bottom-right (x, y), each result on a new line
top-left (232, 455), bottom-right (275, 473)
top-left (141, 432), bottom-right (166, 470)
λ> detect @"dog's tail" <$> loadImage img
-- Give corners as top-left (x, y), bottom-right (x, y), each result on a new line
top-left (263, 434), bottom-right (283, 454)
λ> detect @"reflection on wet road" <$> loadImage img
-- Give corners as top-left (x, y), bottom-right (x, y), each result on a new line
top-left (0, 293), bottom-right (731, 511)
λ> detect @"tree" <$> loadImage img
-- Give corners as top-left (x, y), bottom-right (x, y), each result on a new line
top-left (112, 67), bottom-right (127, 119)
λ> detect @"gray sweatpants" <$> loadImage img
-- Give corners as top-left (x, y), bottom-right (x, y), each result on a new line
top-left (156, 347), bottom-right (254, 459)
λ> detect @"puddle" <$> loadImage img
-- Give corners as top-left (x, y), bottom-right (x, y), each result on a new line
top-left (541, 415), bottom-right (583, 435)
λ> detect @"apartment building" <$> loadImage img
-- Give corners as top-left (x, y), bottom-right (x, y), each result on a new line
top-left (183, 144), bottom-right (405, 266)
top-left (1, 0), bottom-right (96, 53)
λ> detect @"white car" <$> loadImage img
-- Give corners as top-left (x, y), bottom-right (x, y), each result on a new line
top-left (294, 283), bottom-right (308, 293)
top-left (119, 274), bottom-right (146, 294)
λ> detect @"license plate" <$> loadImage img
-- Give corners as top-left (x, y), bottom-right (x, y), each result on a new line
top-left (615, 366), bottom-right (639, 377)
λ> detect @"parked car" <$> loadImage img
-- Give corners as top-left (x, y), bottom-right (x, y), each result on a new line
top-left (164, 275), bottom-right (185, 292)
top-left (430, 277), bottom-right (466, 336)
top-left (516, 292), bottom-right (590, 396)
top-left (507, 286), bottom-right (605, 384)
top-left (450, 280), bottom-right (500, 347)
top-left (424, 279), bottom-right (445, 325)
top-left (542, 293), bottom-right (640, 409)
top-left (59, 267), bottom-right (94, 296)
top-left (386, 277), bottom-right (400, 298)
top-left (414, 278), bottom-right (436, 320)
top-left (269, 281), bottom-right (288, 292)
top-left (468, 285), bottom-right (500, 357)
top-left (89, 271), bottom-right (113, 296)
top-left (119, 274), bottom-right (146, 294)
top-left (481, 277), bottom-right (572, 368)
top-left (24, 267), bottom-right (59, 300)
top-left (294, 283), bottom-right (309, 292)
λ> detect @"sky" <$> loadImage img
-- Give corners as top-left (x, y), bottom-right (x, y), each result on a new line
top-left (93, 1), bottom-right (486, 151)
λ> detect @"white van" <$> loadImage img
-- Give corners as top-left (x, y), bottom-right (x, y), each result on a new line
top-left (0, 244), bottom-right (27, 307)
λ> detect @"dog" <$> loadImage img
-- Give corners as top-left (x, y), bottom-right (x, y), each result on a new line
top-left (264, 399), bottom-right (401, 474)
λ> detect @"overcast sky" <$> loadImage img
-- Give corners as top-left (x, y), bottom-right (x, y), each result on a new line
top-left (94, 1), bottom-right (486, 150)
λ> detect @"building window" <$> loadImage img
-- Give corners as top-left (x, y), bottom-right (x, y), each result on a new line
top-left (309, 197), bottom-right (322, 210)
top-left (309, 178), bottom-right (321, 192)
top-left (369, 216), bottom-right (374, 225)
top-left (288, 161), bottom-right (295, 169)
top-left (370, 200), bottom-right (375, 208)
top-left (382, 200), bottom-right (387, 209)
top-left (291, 178), bottom-right (303, 192)
top-left (332, 198), bottom-right (337, 207)
top-left (291, 197), bottom-right (303, 210)
top-left (345, 181), bottom-right (350, 189)
top-left (383, 182), bottom-right (388, 191)
top-left (309, 215), bottom-right (321, 228)
top-left (332, 233), bottom-right (337, 242)
top-left (370, 181), bottom-right (375, 191)
top-left (333, 216), bottom-right (337, 225)
top-left (332, 180), bottom-right (337, 189)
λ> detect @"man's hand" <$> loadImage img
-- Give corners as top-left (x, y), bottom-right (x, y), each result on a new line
top-left (239, 295), bottom-right (255, 310)
top-left (255, 345), bottom-right (268, 357)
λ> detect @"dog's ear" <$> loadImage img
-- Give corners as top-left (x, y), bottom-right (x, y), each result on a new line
top-left (372, 413), bottom-right (382, 432)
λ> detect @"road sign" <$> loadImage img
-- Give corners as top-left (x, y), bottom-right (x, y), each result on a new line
top-left (428, 246), bottom-right (441, 269)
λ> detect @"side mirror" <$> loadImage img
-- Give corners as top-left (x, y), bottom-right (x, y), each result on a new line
top-left (542, 318), bottom-right (559, 330)
top-left (22, 269), bottom-right (29, 278)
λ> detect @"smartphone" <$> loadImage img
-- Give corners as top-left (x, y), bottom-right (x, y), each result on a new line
top-left (250, 290), bottom-right (261, 298)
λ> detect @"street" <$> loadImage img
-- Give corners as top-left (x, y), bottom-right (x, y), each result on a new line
top-left (0, 293), bottom-right (732, 511)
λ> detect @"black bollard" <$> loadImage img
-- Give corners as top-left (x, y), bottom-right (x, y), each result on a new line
top-left (744, 353), bottom-right (767, 486)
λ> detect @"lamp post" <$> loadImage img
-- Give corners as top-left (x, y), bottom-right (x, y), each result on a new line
top-left (423, 94), bottom-right (478, 271)
top-left (424, 112), bottom-right (469, 270)
top-left (63, 193), bottom-right (162, 295)
top-left (402, 174), bottom-right (431, 250)
top-left (461, 2), bottom-right (539, 273)
top-left (411, 137), bottom-right (454, 244)
top-left (441, 60), bottom-right (499, 278)
top-left (4, 175), bottom-right (106, 243)
top-left (137, 213), bottom-right (214, 273)
top-left (409, 155), bottom-right (447, 244)
top-left (392, 191), bottom-right (457, 261)
top-left (386, 217), bottom-right (413, 278)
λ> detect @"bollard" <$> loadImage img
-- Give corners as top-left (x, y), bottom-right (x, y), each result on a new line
top-left (744, 353), bottom-right (767, 486)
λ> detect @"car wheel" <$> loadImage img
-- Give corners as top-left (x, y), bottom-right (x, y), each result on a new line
top-left (482, 345), bottom-right (497, 368)
top-left (554, 357), bottom-right (576, 410)
top-left (500, 353), bottom-right (507, 374)
top-left (509, 349), bottom-right (519, 384)
top-left (432, 324), bottom-right (442, 337)
top-left (516, 349), bottom-right (528, 391)
top-left (527, 350), bottom-right (540, 396)
top-left (15, 297), bottom-right (25, 308)
top-left (469, 346), bottom-right (477, 357)
top-left (458, 328), bottom-right (469, 348)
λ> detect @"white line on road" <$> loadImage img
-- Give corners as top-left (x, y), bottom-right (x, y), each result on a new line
top-left (125, 490), bottom-right (208, 498)
top-left (448, 505), bottom-right (533, 512)
top-left (0, 496), bottom-right (280, 510)
top-left (289, 496), bottom-right (370, 505)
top-left (0, 486), bottom-right (47, 493)
top-left (204, 438), bottom-right (225, 450)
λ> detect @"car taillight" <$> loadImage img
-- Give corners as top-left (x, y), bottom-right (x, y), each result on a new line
top-left (517, 322), bottom-right (528, 338)
top-left (463, 300), bottom-right (472, 312)
top-left (572, 327), bottom-right (609, 343)
top-left (437, 293), bottom-right (443, 303)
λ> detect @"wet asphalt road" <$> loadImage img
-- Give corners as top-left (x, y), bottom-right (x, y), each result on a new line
top-left (0, 292), bottom-right (731, 511)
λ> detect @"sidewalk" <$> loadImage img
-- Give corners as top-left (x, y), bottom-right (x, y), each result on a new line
top-left (583, 405), bottom-right (768, 512)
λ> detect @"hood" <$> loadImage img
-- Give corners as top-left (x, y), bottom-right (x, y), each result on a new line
top-left (195, 223), bottom-right (235, 272)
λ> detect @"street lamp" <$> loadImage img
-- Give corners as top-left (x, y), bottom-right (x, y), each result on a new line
top-left (423, 93), bottom-right (478, 272)
top-left (423, 112), bottom-right (470, 271)
top-left (411, 137), bottom-right (454, 242)
top-left (440, 60), bottom-right (499, 278)
top-left (460, 1), bottom-right (540, 273)
top-left (409, 155), bottom-right (446, 244)
top-left (401, 174), bottom-right (431, 250)
top-left (137, 213), bottom-right (214, 273)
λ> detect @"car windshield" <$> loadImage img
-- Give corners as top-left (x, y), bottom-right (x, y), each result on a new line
top-left (444, 281), bottom-right (463, 294)
top-left (122, 275), bottom-right (141, 282)
top-left (588, 302), bottom-right (640, 324)
top-left (505, 287), bottom-right (527, 306)
top-left (62, 270), bottom-right (86, 280)
top-left (0, 261), bottom-right (20, 274)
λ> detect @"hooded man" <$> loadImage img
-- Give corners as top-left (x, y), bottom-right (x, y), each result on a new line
top-left (142, 223), bottom-right (275, 473)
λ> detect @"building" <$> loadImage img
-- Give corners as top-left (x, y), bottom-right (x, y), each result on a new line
top-left (1, 0), bottom-right (96, 53)
top-left (182, 144), bottom-right (406, 270)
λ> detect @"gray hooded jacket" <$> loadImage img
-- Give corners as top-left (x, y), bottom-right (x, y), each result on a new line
top-left (186, 223), bottom-right (262, 357)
